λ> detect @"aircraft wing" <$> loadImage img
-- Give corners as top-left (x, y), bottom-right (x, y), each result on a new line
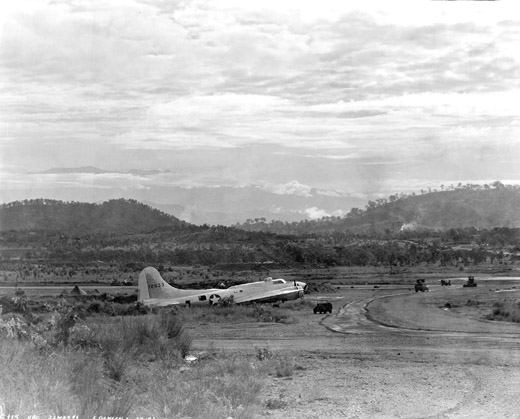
top-left (234, 287), bottom-right (303, 304)
top-left (140, 298), bottom-right (182, 308)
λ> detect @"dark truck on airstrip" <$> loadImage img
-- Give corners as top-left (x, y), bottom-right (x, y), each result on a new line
top-left (463, 276), bottom-right (477, 287)
top-left (414, 278), bottom-right (429, 292)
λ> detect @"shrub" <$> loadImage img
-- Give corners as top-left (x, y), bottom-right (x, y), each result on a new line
top-left (273, 353), bottom-right (296, 378)
top-left (70, 353), bottom-right (111, 415)
top-left (103, 347), bottom-right (131, 382)
top-left (149, 356), bottom-right (264, 418)
top-left (0, 295), bottom-right (30, 316)
top-left (159, 310), bottom-right (192, 357)
top-left (80, 312), bottom-right (192, 363)
top-left (68, 351), bottom-right (135, 417)
top-left (217, 295), bottom-right (236, 307)
top-left (0, 315), bottom-right (30, 340)
top-left (256, 346), bottom-right (273, 361)
top-left (266, 396), bottom-right (288, 410)
top-left (0, 339), bottom-right (77, 415)
top-left (487, 299), bottom-right (520, 322)
top-left (55, 310), bottom-right (78, 346)
top-left (284, 299), bottom-right (315, 311)
top-left (0, 337), bottom-right (134, 416)
top-left (87, 300), bottom-right (103, 313)
top-left (253, 305), bottom-right (296, 324)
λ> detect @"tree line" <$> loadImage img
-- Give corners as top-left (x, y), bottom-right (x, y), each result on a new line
top-left (1, 226), bottom-right (518, 268)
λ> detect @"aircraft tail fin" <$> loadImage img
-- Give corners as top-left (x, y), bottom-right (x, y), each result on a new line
top-left (138, 267), bottom-right (176, 301)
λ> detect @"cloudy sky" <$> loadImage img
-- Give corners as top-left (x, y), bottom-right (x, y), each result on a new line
top-left (1, 0), bottom-right (520, 213)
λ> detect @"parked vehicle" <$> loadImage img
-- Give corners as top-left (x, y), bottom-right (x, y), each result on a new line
top-left (463, 276), bottom-right (477, 287)
top-left (414, 279), bottom-right (429, 292)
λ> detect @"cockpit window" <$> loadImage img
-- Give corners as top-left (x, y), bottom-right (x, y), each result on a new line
top-left (272, 279), bottom-right (285, 284)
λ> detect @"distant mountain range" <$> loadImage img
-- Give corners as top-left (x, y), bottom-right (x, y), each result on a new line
top-left (0, 198), bottom-right (187, 233)
top-left (234, 183), bottom-right (520, 235)
top-left (1, 183), bottom-right (519, 236)
top-left (14, 166), bottom-right (367, 225)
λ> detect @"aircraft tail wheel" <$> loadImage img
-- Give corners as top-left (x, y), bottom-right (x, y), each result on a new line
top-left (209, 294), bottom-right (221, 305)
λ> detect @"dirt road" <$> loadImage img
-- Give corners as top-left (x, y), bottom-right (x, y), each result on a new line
top-left (191, 283), bottom-right (520, 418)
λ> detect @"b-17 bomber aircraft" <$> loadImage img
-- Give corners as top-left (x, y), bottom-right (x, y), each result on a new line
top-left (138, 266), bottom-right (307, 307)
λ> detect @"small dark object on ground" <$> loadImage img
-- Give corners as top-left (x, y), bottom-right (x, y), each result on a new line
top-left (463, 276), bottom-right (477, 287)
top-left (414, 279), bottom-right (429, 292)
top-left (314, 302), bottom-right (332, 314)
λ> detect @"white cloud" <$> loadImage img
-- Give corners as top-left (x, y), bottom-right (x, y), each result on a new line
top-left (263, 180), bottom-right (313, 197)
top-left (305, 154), bottom-right (359, 160)
top-left (303, 207), bottom-right (328, 219)
top-left (1, 0), bottom-right (520, 204)
top-left (204, 0), bottom-right (520, 26)
top-left (302, 206), bottom-right (346, 220)
top-left (315, 189), bottom-right (342, 198)
top-left (150, 93), bottom-right (291, 119)
top-left (309, 91), bottom-right (520, 119)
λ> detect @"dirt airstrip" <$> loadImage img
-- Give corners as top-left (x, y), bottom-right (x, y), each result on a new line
top-left (191, 279), bottom-right (520, 419)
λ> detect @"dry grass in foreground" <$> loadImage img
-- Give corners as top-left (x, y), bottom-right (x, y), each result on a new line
top-left (486, 298), bottom-right (520, 322)
top-left (0, 298), bottom-right (303, 418)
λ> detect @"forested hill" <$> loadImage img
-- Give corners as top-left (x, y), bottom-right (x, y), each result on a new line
top-left (234, 183), bottom-right (520, 235)
top-left (0, 199), bottom-right (188, 233)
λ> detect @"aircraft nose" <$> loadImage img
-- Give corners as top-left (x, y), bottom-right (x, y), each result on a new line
top-left (296, 282), bottom-right (308, 293)
top-left (298, 289), bottom-right (304, 298)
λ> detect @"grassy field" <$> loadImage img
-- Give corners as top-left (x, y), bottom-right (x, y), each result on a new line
top-left (2, 264), bottom-right (520, 418)
top-left (0, 291), bottom-right (312, 418)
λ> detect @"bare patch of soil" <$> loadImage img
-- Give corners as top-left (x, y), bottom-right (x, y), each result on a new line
top-left (191, 281), bottom-right (520, 418)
